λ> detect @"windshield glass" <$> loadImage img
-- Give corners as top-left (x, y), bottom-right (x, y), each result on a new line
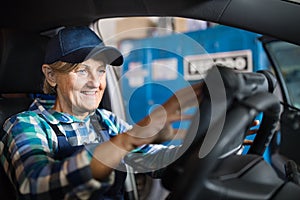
top-left (97, 17), bottom-right (268, 124)
top-left (265, 41), bottom-right (300, 109)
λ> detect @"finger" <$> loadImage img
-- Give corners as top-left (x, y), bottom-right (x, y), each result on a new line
top-left (168, 114), bottom-right (194, 123)
top-left (191, 81), bottom-right (204, 93)
top-left (252, 120), bottom-right (260, 127)
top-left (174, 82), bottom-right (204, 104)
top-left (163, 82), bottom-right (203, 113)
top-left (172, 129), bottom-right (187, 140)
top-left (246, 129), bottom-right (258, 136)
top-left (245, 120), bottom-right (260, 136)
top-left (243, 139), bottom-right (253, 145)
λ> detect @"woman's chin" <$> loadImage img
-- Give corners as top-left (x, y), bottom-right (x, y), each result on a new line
top-left (77, 104), bottom-right (99, 113)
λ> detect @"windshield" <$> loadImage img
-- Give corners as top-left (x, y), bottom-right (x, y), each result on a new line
top-left (265, 41), bottom-right (300, 109)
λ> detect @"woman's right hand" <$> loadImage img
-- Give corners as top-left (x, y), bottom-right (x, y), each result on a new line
top-left (126, 82), bottom-right (204, 147)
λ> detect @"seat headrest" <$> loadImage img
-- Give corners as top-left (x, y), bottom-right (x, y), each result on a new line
top-left (0, 97), bottom-right (33, 138)
top-left (0, 29), bottom-right (49, 93)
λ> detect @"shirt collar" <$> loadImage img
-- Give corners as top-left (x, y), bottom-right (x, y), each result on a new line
top-left (29, 98), bottom-right (95, 124)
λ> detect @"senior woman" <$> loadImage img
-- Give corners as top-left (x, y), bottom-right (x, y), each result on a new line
top-left (0, 26), bottom-right (202, 199)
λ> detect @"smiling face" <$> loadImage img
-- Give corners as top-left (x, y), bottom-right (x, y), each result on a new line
top-left (49, 59), bottom-right (107, 119)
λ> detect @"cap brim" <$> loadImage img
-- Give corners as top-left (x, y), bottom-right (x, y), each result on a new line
top-left (88, 46), bottom-right (124, 66)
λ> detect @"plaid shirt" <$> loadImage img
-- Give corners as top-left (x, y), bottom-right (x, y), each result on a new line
top-left (0, 98), bottom-right (134, 199)
top-left (0, 98), bottom-right (180, 199)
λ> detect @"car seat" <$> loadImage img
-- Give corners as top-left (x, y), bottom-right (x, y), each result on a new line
top-left (0, 29), bottom-right (48, 199)
top-left (0, 96), bottom-right (33, 199)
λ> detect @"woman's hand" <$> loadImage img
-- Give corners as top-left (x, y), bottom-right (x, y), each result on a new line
top-left (127, 82), bottom-right (204, 147)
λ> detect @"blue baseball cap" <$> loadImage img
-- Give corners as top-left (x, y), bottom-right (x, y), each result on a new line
top-left (44, 26), bottom-right (123, 66)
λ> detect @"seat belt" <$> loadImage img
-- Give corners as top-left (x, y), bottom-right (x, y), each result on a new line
top-left (90, 114), bottom-right (109, 143)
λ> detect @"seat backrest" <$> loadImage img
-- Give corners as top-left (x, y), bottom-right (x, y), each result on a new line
top-left (0, 97), bottom-right (33, 199)
top-left (0, 29), bottom-right (48, 94)
top-left (0, 29), bottom-right (47, 199)
top-left (0, 97), bottom-right (33, 137)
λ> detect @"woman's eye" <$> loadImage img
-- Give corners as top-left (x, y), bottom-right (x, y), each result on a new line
top-left (76, 69), bottom-right (88, 75)
top-left (99, 69), bottom-right (106, 74)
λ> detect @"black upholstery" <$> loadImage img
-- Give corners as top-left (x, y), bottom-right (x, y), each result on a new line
top-left (0, 26), bottom-right (47, 200)
top-left (0, 29), bottom-right (48, 93)
top-left (0, 97), bottom-right (33, 137)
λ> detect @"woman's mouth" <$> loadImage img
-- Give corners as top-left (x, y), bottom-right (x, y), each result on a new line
top-left (81, 91), bottom-right (97, 96)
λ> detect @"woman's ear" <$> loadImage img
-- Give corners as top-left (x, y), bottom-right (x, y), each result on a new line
top-left (42, 64), bottom-right (56, 87)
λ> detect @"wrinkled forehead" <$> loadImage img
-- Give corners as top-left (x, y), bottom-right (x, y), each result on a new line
top-left (81, 57), bottom-right (106, 68)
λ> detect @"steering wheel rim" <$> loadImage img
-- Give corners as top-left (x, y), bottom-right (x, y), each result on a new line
top-left (161, 66), bottom-right (281, 199)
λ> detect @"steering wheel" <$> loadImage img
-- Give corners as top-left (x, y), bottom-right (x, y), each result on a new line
top-left (161, 65), bottom-right (281, 199)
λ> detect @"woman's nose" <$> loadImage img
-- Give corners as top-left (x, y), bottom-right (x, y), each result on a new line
top-left (88, 72), bottom-right (103, 87)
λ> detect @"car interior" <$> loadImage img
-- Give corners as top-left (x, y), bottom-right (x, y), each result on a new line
top-left (1, 0), bottom-right (300, 199)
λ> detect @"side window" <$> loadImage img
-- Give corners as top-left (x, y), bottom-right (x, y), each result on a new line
top-left (265, 41), bottom-right (300, 109)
